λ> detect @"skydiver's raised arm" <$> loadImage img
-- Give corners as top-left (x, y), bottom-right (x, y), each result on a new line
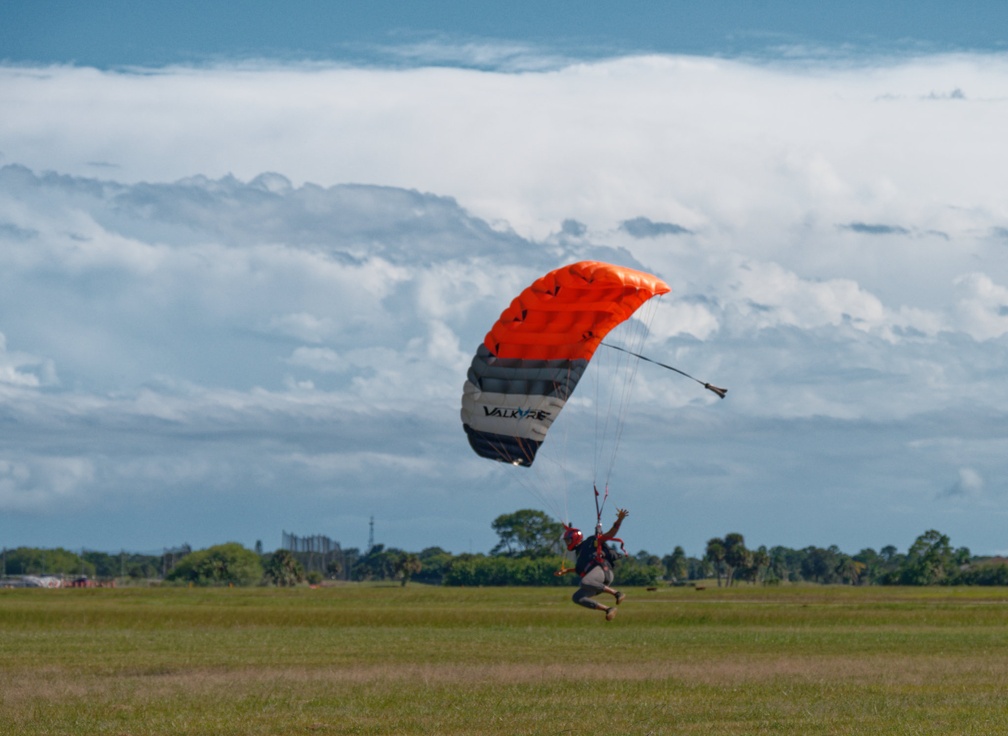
top-left (602, 508), bottom-right (629, 538)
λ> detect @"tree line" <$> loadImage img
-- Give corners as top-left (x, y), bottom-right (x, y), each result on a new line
top-left (3, 510), bottom-right (1006, 587)
top-left (696, 528), bottom-right (1007, 586)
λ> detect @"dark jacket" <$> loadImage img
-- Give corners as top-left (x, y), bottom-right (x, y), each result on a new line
top-left (573, 535), bottom-right (618, 576)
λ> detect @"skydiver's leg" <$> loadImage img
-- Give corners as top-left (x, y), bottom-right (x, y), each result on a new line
top-left (602, 586), bottom-right (626, 604)
top-left (572, 567), bottom-right (612, 616)
top-left (572, 584), bottom-right (604, 610)
top-left (600, 569), bottom-right (626, 604)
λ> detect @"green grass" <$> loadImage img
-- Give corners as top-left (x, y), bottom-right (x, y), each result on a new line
top-left (2, 584), bottom-right (1008, 734)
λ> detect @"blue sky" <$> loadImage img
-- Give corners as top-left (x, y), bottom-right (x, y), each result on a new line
top-left (2, 3), bottom-right (1008, 559)
top-left (5, 1), bottom-right (1008, 67)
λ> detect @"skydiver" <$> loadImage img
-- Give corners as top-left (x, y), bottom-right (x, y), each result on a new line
top-left (556, 508), bottom-right (629, 621)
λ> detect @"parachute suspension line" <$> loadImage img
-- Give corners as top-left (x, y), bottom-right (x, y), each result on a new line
top-left (595, 295), bottom-right (662, 492)
top-left (606, 300), bottom-right (653, 485)
top-left (600, 342), bottom-right (728, 399)
top-left (511, 366), bottom-right (579, 527)
top-left (591, 338), bottom-right (615, 488)
top-left (553, 360), bottom-right (578, 526)
top-left (509, 447), bottom-right (567, 527)
top-left (478, 434), bottom-right (536, 467)
top-left (592, 332), bottom-right (625, 492)
top-left (480, 430), bottom-right (568, 527)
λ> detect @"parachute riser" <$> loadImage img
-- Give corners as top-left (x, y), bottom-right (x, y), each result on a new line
top-left (593, 483), bottom-right (607, 534)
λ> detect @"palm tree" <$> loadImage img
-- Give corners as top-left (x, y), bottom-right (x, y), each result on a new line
top-left (395, 553), bottom-right (422, 586)
top-left (663, 546), bottom-right (688, 583)
top-left (723, 533), bottom-right (749, 587)
top-left (264, 549), bottom-right (304, 587)
top-left (705, 538), bottom-right (726, 587)
top-left (751, 546), bottom-right (770, 584)
top-left (835, 556), bottom-right (866, 585)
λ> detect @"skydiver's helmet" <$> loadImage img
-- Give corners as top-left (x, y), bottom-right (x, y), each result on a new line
top-left (563, 526), bottom-right (583, 551)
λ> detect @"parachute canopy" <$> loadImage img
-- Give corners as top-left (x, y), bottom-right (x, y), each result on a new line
top-left (461, 261), bottom-right (670, 467)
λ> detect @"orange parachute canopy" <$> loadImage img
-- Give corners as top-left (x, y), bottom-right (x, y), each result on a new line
top-left (461, 261), bottom-right (670, 467)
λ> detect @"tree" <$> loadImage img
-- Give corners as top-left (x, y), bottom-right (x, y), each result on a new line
top-left (802, 546), bottom-right (841, 583)
top-left (165, 543), bottom-right (263, 586)
top-left (872, 544), bottom-right (906, 584)
top-left (748, 546), bottom-right (770, 584)
top-left (412, 547), bottom-right (452, 584)
top-left (352, 544), bottom-right (396, 581)
top-left (4, 547), bottom-right (94, 578)
top-left (264, 549), bottom-right (305, 586)
top-left (835, 555), bottom-right (866, 585)
top-left (955, 558), bottom-right (1008, 585)
top-left (325, 559), bottom-right (343, 580)
top-left (616, 555), bottom-right (663, 586)
top-left (491, 509), bottom-right (564, 557)
top-left (663, 546), bottom-right (688, 583)
top-left (723, 533), bottom-right (750, 586)
top-left (901, 530), bottom-right (953, 585)
top-left (853, 548), bottom-right (880, 584)
top-left (686, 555), bottom-right (710, 581)
top-left (352, 545), bottom-right (421, 582)
top-left (635, 550), bottom-right (662, 568)
top-left (82, 550), bottom-right (160, 581)
top-left (442, 553), bottom-right (568, 586)
top-left (705, 538), bottom-right (726, 586)
top-left (394, 553), bottom-right (422, 586)
top-left (953, 546), bottom-right (972, 566)
top-left (767, 546), bottom-right (805, 583)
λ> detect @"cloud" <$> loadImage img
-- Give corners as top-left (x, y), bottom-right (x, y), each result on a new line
top-left (0, 332), bottom-right (58, 387)
top-left (925, 87), bottom-right (966, 100)
top-left (3, 161), bottom-right (1008, 554)
top-left (287, 347), bottom-right (346, 374)
top-left (953, 273), bottom-right (1008, 340)
top-left (839, 222), bottom-right (911, 236)
top-left (265, 313), bottom-right (335, 343)
top-left (619, 216), bottom-right (693, 238)
top-left (3, 52), bottom-right (1008, 555)
top-left (375, 36), bottom-right (574, 72)
top-left (560, 219), bottom-right (587, 238)
top-left (939, 467), bottom-right (984, 499)
top-left (727, 259), bottom-right (889, 333)
top-left (5, 54), bottom-right (1008, 244)
top-left (0, 456), bottom-right (95, 513)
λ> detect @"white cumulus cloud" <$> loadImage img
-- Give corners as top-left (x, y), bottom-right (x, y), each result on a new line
top-left (3, 51), bottom-right (1008, 556)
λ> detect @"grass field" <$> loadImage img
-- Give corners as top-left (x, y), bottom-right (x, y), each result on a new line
top-left (2, 583), bottom-right (1007, 735)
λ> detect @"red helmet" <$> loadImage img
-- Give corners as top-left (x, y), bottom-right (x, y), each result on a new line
top-left (563, 526), bottom-right (583, 551)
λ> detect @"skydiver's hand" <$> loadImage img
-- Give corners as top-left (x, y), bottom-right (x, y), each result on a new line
top-left (616, 508), bottom-right (629, 521)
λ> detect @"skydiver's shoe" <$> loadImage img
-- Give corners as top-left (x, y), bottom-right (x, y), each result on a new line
top-left (615, 591), bottom-right (626, 605)
top-left (605, 606), bottom-right (617, 621)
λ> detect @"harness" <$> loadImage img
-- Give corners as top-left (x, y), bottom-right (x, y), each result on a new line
top-left (565, 484), bottom-right (626, 577)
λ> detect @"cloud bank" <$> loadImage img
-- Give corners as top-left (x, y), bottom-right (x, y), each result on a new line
top-left (2, 52), bottom-right (1007, 555)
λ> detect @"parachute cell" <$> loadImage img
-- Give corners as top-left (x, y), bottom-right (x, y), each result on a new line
top-left (461, 261), bottom-right (670, 467)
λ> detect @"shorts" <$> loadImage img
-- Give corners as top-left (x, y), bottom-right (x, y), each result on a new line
top-left (579, 564), bottom-right (614, 593)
